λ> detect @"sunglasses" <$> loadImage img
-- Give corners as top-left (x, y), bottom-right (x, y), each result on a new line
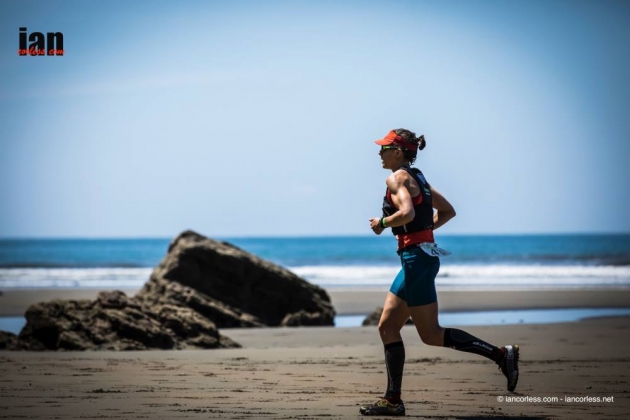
top-left (380, 145), bottom-right (400, 153)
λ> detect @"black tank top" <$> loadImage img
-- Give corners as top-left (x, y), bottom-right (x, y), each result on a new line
top-left (382, 166), bottom-right (434, 236)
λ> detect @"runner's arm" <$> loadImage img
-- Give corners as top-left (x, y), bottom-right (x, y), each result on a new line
top-left (384, 172), bottom-right (415, 228)
top-left (430, 185), bottom-right (456, 230)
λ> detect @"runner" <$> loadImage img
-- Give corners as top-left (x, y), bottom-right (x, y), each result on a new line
top-left (359, 129), bottom-right (519, 416)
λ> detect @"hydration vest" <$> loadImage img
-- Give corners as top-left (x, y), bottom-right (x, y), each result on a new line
top-left (382, 166), bottom-right (434, 236)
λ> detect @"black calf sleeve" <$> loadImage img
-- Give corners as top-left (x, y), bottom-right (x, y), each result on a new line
top-left (443, 328), bottom-right (503, 362)
top-left (384, 341), bottom-right (405, 401)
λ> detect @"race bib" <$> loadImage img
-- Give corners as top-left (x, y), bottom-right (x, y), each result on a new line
top-left (419, 242), bottom-right (451, 257)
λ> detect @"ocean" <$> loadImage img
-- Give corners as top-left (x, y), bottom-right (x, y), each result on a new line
top-left (1, 234), bottom-right (629, 290)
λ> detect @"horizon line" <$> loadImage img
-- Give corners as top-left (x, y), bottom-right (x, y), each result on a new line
top-left (1, 231), bottom-right (629, 241)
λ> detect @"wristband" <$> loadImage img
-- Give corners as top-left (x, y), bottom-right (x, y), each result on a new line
top-left (380, 217), bottom-right (387, 228)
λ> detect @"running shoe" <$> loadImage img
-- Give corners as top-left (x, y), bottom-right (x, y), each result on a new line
top-left (359, 398), bottom-right (405, 416)
top-left (498, 344), bottom-right (519, 392)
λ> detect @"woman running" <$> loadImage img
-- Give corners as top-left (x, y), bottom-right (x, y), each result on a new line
top-left (359, 129), bottom-right (519, 416)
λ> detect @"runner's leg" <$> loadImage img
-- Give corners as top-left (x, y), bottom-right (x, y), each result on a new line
top-left (409, 299), bottom-right (519, 392)
top-left (378, 292), bottom-right (410, 345)
top-left (379, 292), bottom-right (410, 403)
top-left (409, 301), bottom-right (503, 361)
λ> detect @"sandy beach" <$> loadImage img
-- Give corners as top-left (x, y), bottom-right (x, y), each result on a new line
top-left (1, 287), bottom-right (629, 419)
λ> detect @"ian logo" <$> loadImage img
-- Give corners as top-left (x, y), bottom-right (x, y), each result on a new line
top-left (18, 27), bottom-right (64, 56)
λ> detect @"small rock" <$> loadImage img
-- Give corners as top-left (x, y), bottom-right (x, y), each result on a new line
top-left (362, 307), bottom-right (413, 326)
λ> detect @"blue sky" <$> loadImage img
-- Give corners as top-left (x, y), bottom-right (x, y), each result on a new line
top-left (1, 0), bottom-right (629, 237)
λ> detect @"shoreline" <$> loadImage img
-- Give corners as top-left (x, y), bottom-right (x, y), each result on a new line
top-left (2, 287), bottom-right (630, 317)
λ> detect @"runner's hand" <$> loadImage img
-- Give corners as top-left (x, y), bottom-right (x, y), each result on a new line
top-left (369, 218), bottom-right (384, 235)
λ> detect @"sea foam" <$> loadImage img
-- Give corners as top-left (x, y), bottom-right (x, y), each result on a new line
top-left (0, 268), bottom-right (152, 289)
top-left (2, 264), bottom-right (629, 289)
top-left (290, 264), bottom-right (630, 288)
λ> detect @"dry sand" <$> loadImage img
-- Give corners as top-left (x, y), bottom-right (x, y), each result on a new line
top-left (1, 288), bottom-right (630, 419)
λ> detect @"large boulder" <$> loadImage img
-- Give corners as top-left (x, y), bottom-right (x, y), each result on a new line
top-left (17, 291), bottom-right (239, 351)
top-left (137, 230), bottom-right (335, 327)
top-left (3, 230), bottom-right (336, 351)
top-left (135, 276), bottom-right (265, 328)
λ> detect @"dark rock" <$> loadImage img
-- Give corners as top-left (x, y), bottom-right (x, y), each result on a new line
top-left (0, 330), bottom-right (28, 350)
top-left (281, 310), bottom-right (332, 327)
top-left (135, 276), bottom-right (264, 328)
top-left (97, 290), bottom-right (131, 309)
top-left (138, 230), bottom-right (335, 327)
top-left (16, 291), bottom-right (239, 351)
top-left (362, 307), bottom-right (382, 326)
top-left (362, 307), bottom-right (413, 326)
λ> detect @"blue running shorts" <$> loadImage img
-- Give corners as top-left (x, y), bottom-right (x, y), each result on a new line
top-left (389, 245), bottom-right (440, 307)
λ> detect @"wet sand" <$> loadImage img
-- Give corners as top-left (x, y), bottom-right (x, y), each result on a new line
top-left (3, 287), bottom-right (630, 316)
